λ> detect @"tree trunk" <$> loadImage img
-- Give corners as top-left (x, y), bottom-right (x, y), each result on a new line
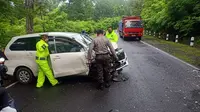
top-left (40, 9), bottom-right (45, 32)
top-left (25, 0), bottom-right (34, 34)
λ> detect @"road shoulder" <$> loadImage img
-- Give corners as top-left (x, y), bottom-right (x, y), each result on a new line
top-left (143, 35), bottom-right (200, 69)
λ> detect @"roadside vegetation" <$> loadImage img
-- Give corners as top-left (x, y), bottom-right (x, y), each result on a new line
top-left (0, 0), bottom-right (199, 61)
top-left (143, 35), bottom-right (200, 68)
top-left (142, 0), bottom-right (200, 44)
top-left (0, 0), bottom-right (141, 48)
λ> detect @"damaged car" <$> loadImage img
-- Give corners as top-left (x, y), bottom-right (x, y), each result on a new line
top-left (4, 32), bottom-right (128, 84)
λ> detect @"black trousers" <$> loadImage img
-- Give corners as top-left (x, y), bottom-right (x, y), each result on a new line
top-left (95, 54), bottom-right (111, 84)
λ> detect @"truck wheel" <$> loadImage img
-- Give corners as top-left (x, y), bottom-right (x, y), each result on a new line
top-left (123, 36), bottom-right (127, 41)
top-left (138, 37), bottom-right (141, 41)
top-left (16, 67), bottom-right (34, 84)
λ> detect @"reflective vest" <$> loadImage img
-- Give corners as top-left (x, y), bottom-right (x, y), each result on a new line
top-left (105, 31), bottom-right (118, 43)
top-left (36, 40), bottom-right (50, 59)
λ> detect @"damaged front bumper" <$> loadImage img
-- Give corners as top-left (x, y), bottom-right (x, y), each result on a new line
top-left (116, 55), bottom-right (128, 71)
top-left (115, 48), bottom-right (129, 71)
top-left (88, 48), bottom-right (129, 77)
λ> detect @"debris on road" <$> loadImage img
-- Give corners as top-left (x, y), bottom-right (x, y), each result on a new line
top-left (109, 109), bottom-right (119, 112)
top-left (112, 73), bottom-right (129, 82)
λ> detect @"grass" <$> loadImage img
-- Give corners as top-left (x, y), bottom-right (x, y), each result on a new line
top-left (143, 35), bottom-right (200, 68)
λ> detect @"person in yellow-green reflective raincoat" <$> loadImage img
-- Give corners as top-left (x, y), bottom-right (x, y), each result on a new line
top-left (35, 34), bottom-right (60, 88)
top-left (105, 26), bottom-right (119, 43)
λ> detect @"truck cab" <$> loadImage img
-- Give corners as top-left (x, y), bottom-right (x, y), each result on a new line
top-left (118, 16), bottom-right (144, 41)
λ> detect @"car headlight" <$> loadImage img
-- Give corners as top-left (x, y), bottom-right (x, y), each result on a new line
top-left (115, 48), bottom-right (126, 61)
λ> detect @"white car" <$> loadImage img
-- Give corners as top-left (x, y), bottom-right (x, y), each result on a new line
top-left (4, 32), bottom-right (128, 84)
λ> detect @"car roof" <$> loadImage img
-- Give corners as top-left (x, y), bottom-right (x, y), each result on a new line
top-left (12, 32), bottom-right (81, 39)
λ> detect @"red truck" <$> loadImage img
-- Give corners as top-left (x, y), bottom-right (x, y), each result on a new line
top-left (118, 16), bottom-right (144, 41)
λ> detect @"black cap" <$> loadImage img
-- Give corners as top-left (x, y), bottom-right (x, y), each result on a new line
top-left (39, 33), bottom-right (48, 38)
top-left (96, 30), bottom-right (104, 35)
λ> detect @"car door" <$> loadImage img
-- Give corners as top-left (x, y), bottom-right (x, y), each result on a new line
top-left (49, 36), bottom-right (89, 78)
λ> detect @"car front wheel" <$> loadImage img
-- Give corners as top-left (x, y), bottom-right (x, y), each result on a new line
top-left (16, 67), bottom-right (33, 84)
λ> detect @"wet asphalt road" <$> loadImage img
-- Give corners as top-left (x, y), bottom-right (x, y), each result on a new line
top-left (7, 38), bottom-right (200, 112)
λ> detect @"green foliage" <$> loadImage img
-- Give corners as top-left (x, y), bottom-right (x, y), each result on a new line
top-left (197, 39), bottom-right (200, 45)
top-left (4, 0), bottom-right (200, 48)
top-left (0, 4), bottom-right (120, 48)
top-left (141, 0), bottom-right (200, 38)
top-left (0, 18), bottom-right (25, 48)
top-left (61, 0), bottom-right (94, 20)
top-left (32, 7), bottom-right (120, 33)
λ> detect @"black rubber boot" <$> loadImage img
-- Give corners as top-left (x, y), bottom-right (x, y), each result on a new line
top-left (105, 82), bottom-right (111, 88)
top-left (97, 83), bottom-right (104, 90)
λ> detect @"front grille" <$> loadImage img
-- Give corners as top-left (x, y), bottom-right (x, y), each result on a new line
top-left (117, 52), bottom-right (125, 60)
top-left (116, 48), bottom-right (125, 60)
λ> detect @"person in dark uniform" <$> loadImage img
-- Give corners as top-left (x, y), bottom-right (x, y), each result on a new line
top-left (0, 49), bottom-right (7, 60)
top-left (0, 87), bottom-right (16, 112)
top-left (88, 30), bottom-right (118, 90)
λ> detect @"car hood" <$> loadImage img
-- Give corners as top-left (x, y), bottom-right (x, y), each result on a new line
top-left (90, 42), bottom-right (118, 62)
top-left (111, 42), bottom-right (118, 49)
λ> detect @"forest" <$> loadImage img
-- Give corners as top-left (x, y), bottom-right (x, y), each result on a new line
top-left (0, 0), bottom-right (199, 48)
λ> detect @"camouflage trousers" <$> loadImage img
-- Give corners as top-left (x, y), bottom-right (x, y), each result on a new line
top-left (95, 54), bottom-right (111, 84)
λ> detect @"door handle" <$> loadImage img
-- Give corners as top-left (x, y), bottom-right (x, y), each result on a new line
top-left (27, 52), bottom-right (33, 56)
top-left (54, 57), bottom-right (60, 59)
top-left (53, 57), bottom-right (60, 61)
top-left (53, 55), bottom-right (61, 60)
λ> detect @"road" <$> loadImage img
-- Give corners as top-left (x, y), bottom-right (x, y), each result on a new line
top-left (7, 38), bottom-right (200, 112)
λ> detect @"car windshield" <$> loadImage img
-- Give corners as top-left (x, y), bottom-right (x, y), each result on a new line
top-left (70, 34), bottom-right (88, 46)
top-left (82, 34), bottom-right (93, 41)
top-left (80, 34), bottom-right (93, 46)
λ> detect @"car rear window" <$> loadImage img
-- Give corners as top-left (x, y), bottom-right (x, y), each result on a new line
top-left (10, 37), bottom-right (40, 51)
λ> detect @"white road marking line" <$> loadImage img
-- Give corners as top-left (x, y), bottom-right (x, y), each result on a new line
top-left (141, 41), bottom-right (200, 70)
top-left (5, 81), bottom-right (18, 89)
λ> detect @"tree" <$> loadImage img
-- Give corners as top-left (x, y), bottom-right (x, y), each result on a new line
top-left (141, 0), bottom-right (200, 39)
top-left (25, 0), bottom-right (34, 34)
top-left (128, 0), bottom-right (144, 16)
top-left (62, 0), bottom-right (94, 20)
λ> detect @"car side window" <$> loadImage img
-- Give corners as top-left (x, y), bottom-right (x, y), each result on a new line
top-left (10, 38), bottom-right (30, 51)
top-left (29, 37), bottom-right (41, 50)
top-left (55, 37), bottom-right (83, 53)
top-left (10, 37), bottom-right (41, 51)
top-left (48, 36), bottom-right (56, 54)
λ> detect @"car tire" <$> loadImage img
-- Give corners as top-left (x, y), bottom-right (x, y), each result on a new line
top-left (16, 67), bottom-right (33, 84)
top-left (123, 36), bottom-right (127, 41)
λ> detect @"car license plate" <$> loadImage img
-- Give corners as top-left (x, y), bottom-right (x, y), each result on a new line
top-left (132, 35), bottom-right (136, 37)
